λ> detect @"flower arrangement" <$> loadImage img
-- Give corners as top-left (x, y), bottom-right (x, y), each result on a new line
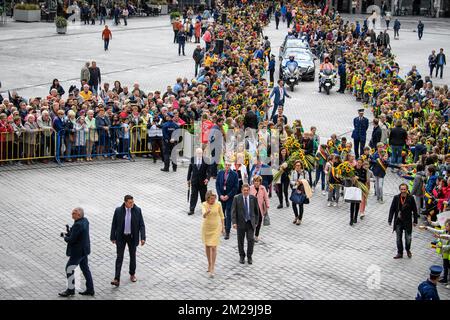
top-left (334, 161), bottom-right (369, 196)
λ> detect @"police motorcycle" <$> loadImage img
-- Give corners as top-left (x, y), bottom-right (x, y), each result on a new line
top-left (281, 56), bottom-right (302, 92)
top-left (318, 69), bottom-right (336, 95)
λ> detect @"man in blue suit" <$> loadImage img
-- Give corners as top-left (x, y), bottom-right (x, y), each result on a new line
top-left (59, 207), bottom-right (94, 297)
top-left (216, 162), bottom-right (239, 240)
top-left (269, 79), bottom-right (291, 120)
top-left (351, 109), bottom-right (369, 159)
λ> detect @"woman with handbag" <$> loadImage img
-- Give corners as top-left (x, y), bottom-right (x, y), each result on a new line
top-left (327, 155), bottom-right (342, 207)
top-left (290, 179), bottom-right (312, 225)
top-left (345, 159), bottom-right (367, 226)
top-left (250, 175), bottom-right (270, 242)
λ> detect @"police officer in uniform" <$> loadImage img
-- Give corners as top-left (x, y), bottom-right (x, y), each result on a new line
top-left (161, 112), bottom-right (180, 172)
top-left (416, 265), bottom-right (442, 300)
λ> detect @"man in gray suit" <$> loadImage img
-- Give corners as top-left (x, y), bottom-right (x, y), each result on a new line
top-left (232, 184), bottom-right (260, 265)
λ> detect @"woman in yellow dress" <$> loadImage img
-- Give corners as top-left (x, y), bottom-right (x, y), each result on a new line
top-left (202, 190), bottom-right (225, 278)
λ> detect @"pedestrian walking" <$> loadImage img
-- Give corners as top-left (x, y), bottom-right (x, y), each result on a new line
top-left (178, 30), bottom-right (186, 56)
top-left (393, 19), bottom-right (400, 39)
top-left (110, 195), bottom-right (146, 287)
top-left (435, 48), bottom-right (446, 79)
top-left (187, 148), bottom-right (210, 215)
top-left (193, 45), bottom-right (204, 77)
top-left (90, 5), bottom-right (96, 25)
top-left (388, 183), bottom-right (418, 259)
top-left (417, 20), bottom-right (424, 40)
top-left (102, 25), bottom-right (112, 51)
top-left (88, 61), bottom-right (101, 95)
top-left (232, 184), bottom-right (260, 265)
top-left (268, 54), bottom-right (275, 87)
top-left (269, 80), bottom-right (291, 120)
top-left (99, 4), bottom-right (107, 25)
top-left (58, 207), bottom-right (94, 297)
top-left (122, 7), bottom-right (128, 26)
top-left (415, 266), bottom-right (443, 300)
top-left (428, 50), bottom-right (437, 78)
top-left (289, 178), bottom-right (311, 226)
top-left (274, 9), bottom-right (280, 30)
top-left (114, 5), bottom-right (121, 26)
top-left (385, 11), bottom-right (391, 29)
top-left (80, 62), bottom-right (90, 86)
top-left (216, 162), bottom-right (239, 240)
top-left (160, 112), bottom-right (179, 172)
top-left (249, 175), bottom-right (269, 242)
top-left (201, 190), bottom-right (225, 278)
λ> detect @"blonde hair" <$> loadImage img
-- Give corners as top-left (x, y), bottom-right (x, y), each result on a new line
top-left (205, 190), bottom-right (217, 201)
top-left (253, 175), bottom-right (262, 183)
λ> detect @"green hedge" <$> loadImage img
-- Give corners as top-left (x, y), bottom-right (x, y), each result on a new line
top-left (170, 11), bottom-right (181, 20)
top-left (14, 4), bottom-right (40, 10)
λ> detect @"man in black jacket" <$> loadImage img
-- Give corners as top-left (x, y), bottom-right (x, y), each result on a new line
top-left (388, 183), bottom-right (418, 259)
top-left (193, 45), bottom-right (204, 77)
top-left (369, 118), bottom-right (382, 148)
top-left (59, 207), bottom-right (94, 297)
top-left (88, 61), bottom-right (101, 95)
top-left (110, 195), bottom-right (146, 286)
top-left (187, 148), bottom-right (211, 215)
top-left (244, 108), bottom-right (258, 130)
top-left (388, 120), bottom-right (407, 166)
top-left (435, 48), bottom-right (446, 79)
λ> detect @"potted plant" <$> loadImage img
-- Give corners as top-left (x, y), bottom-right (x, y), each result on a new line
top-left (169, 10), bottom-right (180, 22)
top-left (14, 3), bottom-right (41, 22)
top-left (55, 16), bottom-right (67, 34)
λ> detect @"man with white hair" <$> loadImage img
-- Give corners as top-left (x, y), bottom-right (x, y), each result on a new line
top-left (59, 207), bottom-right (94, 297)
top-left (187, 148), bottom-right (211, 215)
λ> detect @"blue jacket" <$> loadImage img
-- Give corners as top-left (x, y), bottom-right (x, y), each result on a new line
top-left (216, 169), bottom-right (239, 202)
top-left (416, 280), bottom-right (440, 300)
top-left (351, 116), bottom-right (369, 140)
top-left (53, 116), bottom-right (66, 133)
top-left (338, 63), bottom-right (346, 76)
top-left (162, 120), bottom-right (179, 141)
top-left (425, 174), bottom-right (438, 193)
top-left (268, 59), bottom-right (276, 71)
top-left (269, 86), bottom-right (290, 105)
top-left (110, 204), bottom-right (146, 248)
top-left (65, 217), bottom-right (90, 258)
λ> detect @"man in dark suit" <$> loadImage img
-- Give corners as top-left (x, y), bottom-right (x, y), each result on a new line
top-left (435, 48), bottom-right (446, 79)
top-left (187, 148), bottom-right (210, 215)
top-left (388, 183), bottom-right (418, 259)
top-left (232, 184), bottom-right (260, 264)
top-left (269, 79), bottom-right (291, 120)
top-left (369, 118), bottom-right (382, 149)
top-left (59, 207), bottom-right (94, 297)
top-left (351, 109), bottom-right (369, 159)
top-left (216, 162), bottom-right (239, 240)
top-left (110, 195), bottom-right (146, 286)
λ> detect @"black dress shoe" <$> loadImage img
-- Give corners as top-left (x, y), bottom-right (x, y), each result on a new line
top-left (353, 218), bottom-right (357, 224)
top-left (349, 221), bottom-right (353, 226)
top-left (277, 204), bottom-right (283, 209)
top-left (58, 290), bottom-right (75, 297)
top-left (247, 258), bottom-right (253, 265)
top-left (188, 210), bottom-right (194, 215)
top-left (286, 202), bottom-right (290, 207)
top-left (160, 168), bottom-right (169, 172)
top-left (224, 233), bottom-right (230, 240)
top-left (239, 258), bottom-right (245, 264)
top-left (393, 254), bottom-right (403, 259)
top-left (79, 290), bottom-right (95, 296)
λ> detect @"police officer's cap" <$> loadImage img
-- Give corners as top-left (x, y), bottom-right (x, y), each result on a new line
top-left (430, 265), bottom-right (443, 277)
top-left (358, 108), bottom-right (365, 113)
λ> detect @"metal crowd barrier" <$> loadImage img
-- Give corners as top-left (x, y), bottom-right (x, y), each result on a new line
top-left (129, 125), bottom-right (151, 156)
top-left (0, 128), bottom-right (56, 163)
top-left (55, 126), bottom-right (130, 162)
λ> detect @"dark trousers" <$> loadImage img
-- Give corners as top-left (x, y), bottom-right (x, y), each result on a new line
top-left (275, 18), bottom-right (280, 29)
top-left (190, 183), bottom-right (207, 211)
top-left (436, 64), bottom-right (444, 79)
top-left (66, 255), bottom-right (94, 293)
top-left (237, 221), bottom-right (255, 259)
top-left (292, 203), bottom-right (304, 220)
top-left (418, 30), bottom-right (423, 39)
top-left (115, 235), bottom-right (136, 280)
top-left (269, 69), bottom-right (275, 84)
top-left (394, 29), bottom-right (399, 38)
top-left (150, 137), bottom-right (162, 160)
top-left (178, 42), bottom-right (185, 55)
top-left (353, 138), bottom-right (365, 159)
top-left (220, 200), bottom-right (232, 233)
top-left (270, 102), bottom-right (283, 120)
top-left (395, 222), bottom-right (412, 255)
top-left (114, 16), bottom-right (120, 25)
top-left (40, 135), bottom-right (54, 157)
top-left (162, 141), bottom-right (177, 170)
top-left (339, 73), bottom-right (346, 92)
top-left (386, 21), bottom-right (390, 29)
top-left (276, 179), bottom-right (289, 206)
top-left (306, 169), bottom-right (313, 187)
top-left (314, 164), bottom-right (325, 190)
top-left (255, 212), bottom-right (263, 237)
top-left (123, 16), bottom-right (127, 26)
top-left (287, 18), bottom-right (292, 28)
top-left (173, 30), bottom-right (179, 43)
top-left (442, 259), bottom-right (449, 282)
top-left (350, 202), bottom-right (360, 222)
top-left (104, 39), bottom-right (110, 51)
top-left (429, 64), bottom-right (436, 77)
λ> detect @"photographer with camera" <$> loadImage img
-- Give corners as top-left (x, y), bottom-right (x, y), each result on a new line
top-left (59, 207), bottom-right (94, 297)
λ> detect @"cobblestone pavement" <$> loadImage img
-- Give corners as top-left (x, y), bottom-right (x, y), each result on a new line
top-left (0, 14), bottom-right (449, 300)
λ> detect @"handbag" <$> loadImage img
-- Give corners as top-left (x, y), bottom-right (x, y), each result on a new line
top-left (344, 187), bottom-right (362, 203)
top-left (263, 213), bottom-right (271, 226)
top-left (290, 190), bottom-right (306, 204)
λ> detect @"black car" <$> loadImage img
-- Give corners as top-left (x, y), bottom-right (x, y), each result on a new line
top-left (279, 48), bottom-right (316, 81)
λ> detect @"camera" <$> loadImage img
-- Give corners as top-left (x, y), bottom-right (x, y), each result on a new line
top-left (60, 224), bottom-right (71, 238)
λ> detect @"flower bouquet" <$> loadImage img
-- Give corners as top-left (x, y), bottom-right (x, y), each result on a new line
top-left (334, 161), bottom-right (369, 196)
